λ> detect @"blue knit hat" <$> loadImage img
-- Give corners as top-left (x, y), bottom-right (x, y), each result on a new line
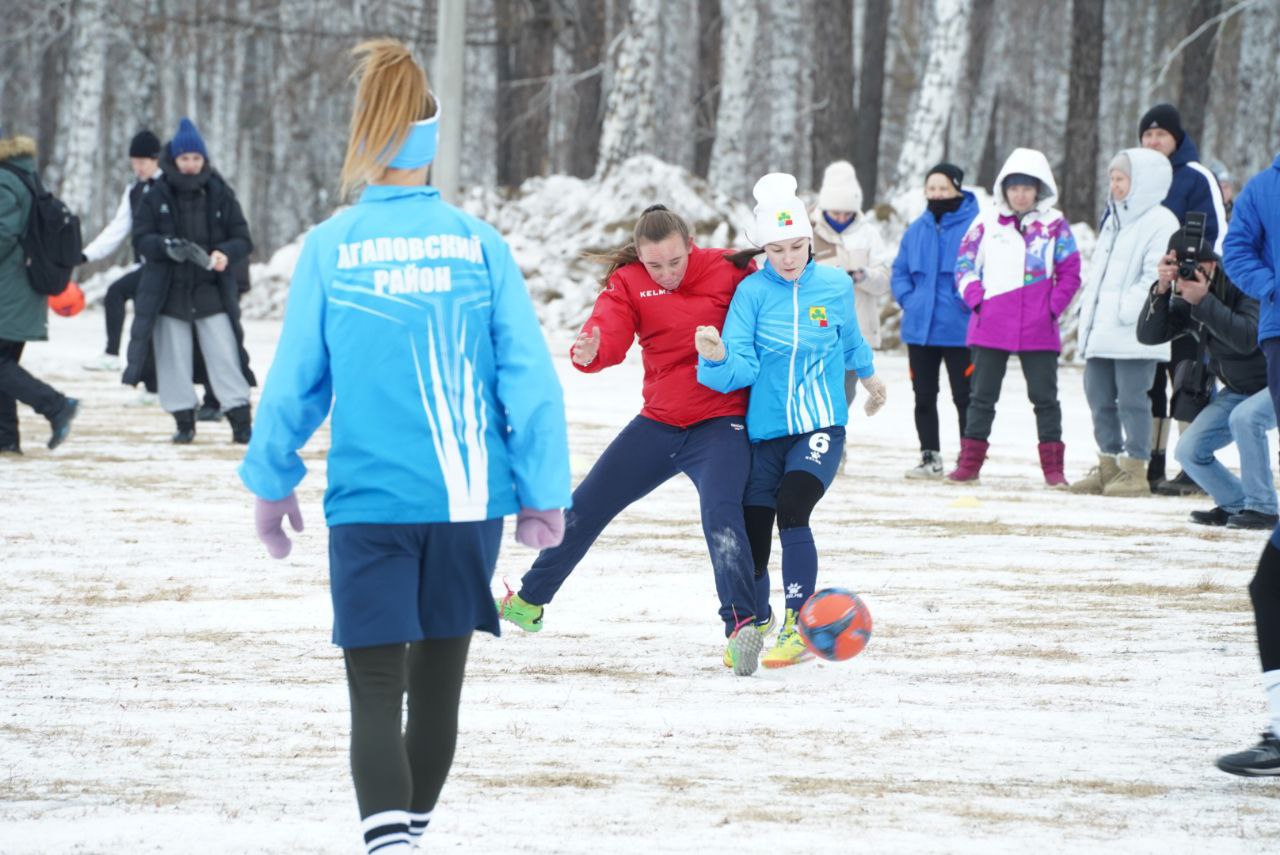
top-left (169, 117), bottom-right (208, 160)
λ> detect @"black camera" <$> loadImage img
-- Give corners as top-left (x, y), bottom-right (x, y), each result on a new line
top-left (1176, 211), bottom-right (1207, 281)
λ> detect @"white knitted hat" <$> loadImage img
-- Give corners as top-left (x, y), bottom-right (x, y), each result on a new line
top-left (752, 173), bottom-right (813, 247)
top-left (817, 160), bottom-right (863, 212)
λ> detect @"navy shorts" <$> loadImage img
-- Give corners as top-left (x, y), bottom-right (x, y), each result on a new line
top-left (328, 519), bottom-right (503, 649)
top-left (744, 426), bottom-right (846, 508)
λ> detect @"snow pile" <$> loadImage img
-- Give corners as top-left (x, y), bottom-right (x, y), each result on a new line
top-left (460, 155), bottom-right (755, 331)
top-left (240, 238), bottom-right (307, 320)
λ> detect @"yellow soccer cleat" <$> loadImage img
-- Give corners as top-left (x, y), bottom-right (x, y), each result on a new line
top-left (761, 608), bottom-right (813, 669)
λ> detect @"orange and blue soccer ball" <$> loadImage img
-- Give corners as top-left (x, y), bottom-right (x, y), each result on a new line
top-left (797, 588), bottom-right (872, 661)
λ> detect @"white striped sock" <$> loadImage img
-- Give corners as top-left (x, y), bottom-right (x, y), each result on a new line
top-left (408, 809), bottom-right (433, 841)
top-left (362, 809), bottom-right (412, 853)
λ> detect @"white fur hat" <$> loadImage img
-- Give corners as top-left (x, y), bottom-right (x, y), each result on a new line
top-left (752, 173), bottom-right (813, 247)
top-left (817, 160), bottom-right (863, 213)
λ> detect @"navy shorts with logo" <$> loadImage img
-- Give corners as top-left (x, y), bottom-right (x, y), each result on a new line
top-left (744, 425), bottom-right (846, 508)
top-left (328, 519), bottom-right (503, 649)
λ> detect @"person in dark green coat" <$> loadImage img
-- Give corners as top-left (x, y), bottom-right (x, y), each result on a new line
top-left (0, 132), bottom-right (79, 453)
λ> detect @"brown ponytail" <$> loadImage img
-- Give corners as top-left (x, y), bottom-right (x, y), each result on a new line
top-left (340, 39), bottom-right (436, 198)
top-left (585, 204), bottom-right (693, 288)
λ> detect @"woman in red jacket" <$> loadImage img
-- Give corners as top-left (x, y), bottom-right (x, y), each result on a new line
top-left (496, 205), bottom-right (768, 674)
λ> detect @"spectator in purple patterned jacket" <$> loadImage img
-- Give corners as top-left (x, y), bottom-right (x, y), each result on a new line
top-left (946, 147), bottom-right (1082, 487)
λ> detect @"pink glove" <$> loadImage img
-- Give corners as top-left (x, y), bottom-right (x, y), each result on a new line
top-left (255, 492), bottom-right (304, 559)
top-left (516, 508), bottom-right (564, 549)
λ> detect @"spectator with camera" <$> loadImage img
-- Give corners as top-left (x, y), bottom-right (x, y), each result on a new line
top-left (1138, 103), bottom-right (1229, 494)
top-left (1136, 225), bottom-right (1274, 530)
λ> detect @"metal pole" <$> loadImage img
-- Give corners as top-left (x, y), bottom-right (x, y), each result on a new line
top-left (433, 0), bottom-right (466, 203)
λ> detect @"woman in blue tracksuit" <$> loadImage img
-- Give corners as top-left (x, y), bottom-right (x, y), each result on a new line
top-left (238, 40), bottom-right (570, 854)
top-left (695, 173), bottom-right (886, 669)
top-left (891, 163), bottom-right (979, 479)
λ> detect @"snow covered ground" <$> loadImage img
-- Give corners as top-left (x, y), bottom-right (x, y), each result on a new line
top-left (1, 309), bottom-right (1277, 854)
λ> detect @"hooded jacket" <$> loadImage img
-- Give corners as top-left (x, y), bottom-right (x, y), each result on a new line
top-left (955, 148), bottom-right (1082, 353)
top-left (891, 189), bottom-right (980, 347)
top-left (697, 259), bottom-right (875, 442)
top-left (1077, 148), bottom-right (1179, 361)
top-left (238, 183), bottom-right (572, 526)
top-left (810, 168), bottom-right (891, 348)
top-left (0, 136), bottom-right (48, 343)
top-left (1161, 132), bottom-right (1228, 255)
top-left (575, 245), bottom-right (750, 427)
top-left (1223, 153), bottom-right (1280, 344)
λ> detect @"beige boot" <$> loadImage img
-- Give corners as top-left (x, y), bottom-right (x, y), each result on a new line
top-left (1103, 454), bottom-right (1152, 497)
top-left (1069, 453), bottom-right (1120, 495)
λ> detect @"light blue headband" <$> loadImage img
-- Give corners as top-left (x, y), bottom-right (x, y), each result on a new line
top-left (388, 107), bottom-right (440, 170)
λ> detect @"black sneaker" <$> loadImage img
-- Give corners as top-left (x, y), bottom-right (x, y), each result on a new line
top-left (47, 398), bottom-right (79, 450)
top-left (1155, 470), bottom-right (1207, 497)
top-left (0, 443), bottom-right (22, 456)
top-left (1189, 506), bottom-right (1232, 526)
top-left (1228, 510), bottom-right (1280, 530)
top-left (1216, 731), bottom-right (1280, 777)
top-left (196, 404), bottom-right (222, 422)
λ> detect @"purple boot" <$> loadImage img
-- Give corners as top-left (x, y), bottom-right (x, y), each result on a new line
top-left (1038, 440), bottom-right (1068, 488)
top-left (946, 438), bottom-right (989, 482)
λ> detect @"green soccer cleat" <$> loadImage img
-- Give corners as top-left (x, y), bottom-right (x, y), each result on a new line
top-left (724, 618), bottom-right (764, 676)
top-left (721, 608), bottom-right (774, 669)
top-left (761, 608), bottom-right (813, 669)
top-left (496, 585), bottom-right (544, 633)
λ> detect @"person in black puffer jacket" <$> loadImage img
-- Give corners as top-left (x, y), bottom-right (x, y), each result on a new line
top-left (125, 117), bottom-right (256, 444)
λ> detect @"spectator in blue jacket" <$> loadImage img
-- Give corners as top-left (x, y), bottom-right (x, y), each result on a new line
top-left (1218, 151), bottom-right (1280, 778)
top-left (890, 162), bottom-right (979, 479)
top-left (1138, 103), bottom-right (1229, 494)
top-left (238, 40), bottom-right (571, 854)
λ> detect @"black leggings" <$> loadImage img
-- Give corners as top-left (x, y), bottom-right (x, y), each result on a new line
top-left (1148, 335), bottom-right (1197, 418)
top-left (1250, 541), bottom-right (1280, 673)
top-left (344, 636), bottom-right (472, 821)
top-left (743, 471), bottom-right (826, 574)
top-left (103, 268), bottom-right (142, 356)
top-left (907, 344), bottom-right (971, 451)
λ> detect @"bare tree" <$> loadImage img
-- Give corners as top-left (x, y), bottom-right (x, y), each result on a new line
top-left (568, 0), bottom-right (605, 178)
top-left (1176, 0), bottom-right (1223, 145)
top-left (853, 0), bottom-right (887, 205)
top-left (708, 0), bottom-right (758, 200)
top-left (811, 0), bottom-right (855, 188)
top-left (48, 0), bottom-right (109, 220)
top-left (1062, 0), bottom-right (1105, 225)
top-left (496, 0), bottom-right (556, 187)
top-left (889, 0), bottom-right (970, 204)
top-left (693, 0), bottom-right (721, 179)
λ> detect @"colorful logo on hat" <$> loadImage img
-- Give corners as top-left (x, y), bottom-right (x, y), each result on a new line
top-left (809, 306), bottom-right (828, 327)
top-left (777, 210), bottom-right (794, 227)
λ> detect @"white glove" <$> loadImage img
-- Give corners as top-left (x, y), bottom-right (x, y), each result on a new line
top-left (694, 325), bottom-right (726, 362)
top-left (860, 374), bottom-right (887, 417)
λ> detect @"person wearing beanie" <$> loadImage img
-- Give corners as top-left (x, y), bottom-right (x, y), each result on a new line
top-left (1138, 102), bottom-right (1229, 494)
top-left (1218, 148), bottom-right (1280, 776)
top-left (124, 116), bottom-right (256, 445)
top-left (80, 130), bottom-right (165, 381)
top-left (0, 130), bottom-right (80, 454)
top-left (1072, 148), bottom-right (1179, 497)
top-left (947, 147), bottom-right (1081, 487)
top-left (237, 40), bottom-right (570, 851)
top-left (810, 160), bottom-right (891, 349)
top-left (695, 172), bottom-right (886, 669)
top-left (891, 162), bottom-right (980, 479)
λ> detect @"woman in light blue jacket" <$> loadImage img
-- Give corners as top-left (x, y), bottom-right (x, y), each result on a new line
top-left (696, 173), bottom-right (886, 669)
top-left (238, 40), bottom-right (570, 854)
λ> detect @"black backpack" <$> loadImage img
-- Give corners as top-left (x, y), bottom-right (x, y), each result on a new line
top-left (0, 162), bottom-right (82, 296)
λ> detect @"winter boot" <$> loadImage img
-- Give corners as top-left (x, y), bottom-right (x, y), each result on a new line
top-left (225, 405), bottom-right (252, 444)
top-left (171, 409), bottom-right (196, 444)
top-left (46, 398), bottom-right (79, 450)
top-left (946, 438), bottom-right (988, 483)
top-left (1037, 441), bottom-right (1068, 488)
top-left (1102, 454), bottom-right (1150, 497)
top-left (1068, 452), bottom-right (1120, 495)
top-left (905, 450), bottom-right (945, 480)
top-left (1155, 470), bottom-right (1207, 497)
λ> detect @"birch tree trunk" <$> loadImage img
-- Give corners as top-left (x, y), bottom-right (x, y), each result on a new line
top-left (1062, 0), bottom-right (1104, 225)
top-left (693, 0), bottom-right (722, 179)
top-left (596, 0), bottom-right (661, 176)
top-left (1176, 0), bottom-right (1222, 146)
top-left (1233, 0), bottom-right (1279, 179)
top-left (568, 0), bottom-right (605, 178)
top-left (50, 0), bottom-right (109, 222)
top-left (658, 0), bottom-right (698, 172)
top-left (707, 0), bottom-right (758, 200)
top-left (889, 0), bottom-right (970, 205)
top-left (764, 4), bottom-right (807, 179)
